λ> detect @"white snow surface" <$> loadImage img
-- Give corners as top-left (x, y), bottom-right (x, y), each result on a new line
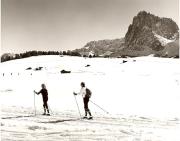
top-left (1, 55), bottom-right (180, 141)
top-left (84, 46), bottom-right (90, 49)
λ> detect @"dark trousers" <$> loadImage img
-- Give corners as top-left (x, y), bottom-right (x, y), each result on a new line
top-left (43, 98), bottom-right (49, 110)
top-left (83, 97), bottom-right (91, 116)
top-left (83, 98), bottom-right (89, 111)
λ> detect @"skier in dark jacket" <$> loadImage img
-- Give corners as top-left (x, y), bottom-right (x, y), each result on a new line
top-left (34, 84), bottom-right (50, 115)
top-left (74, 82), bottom-right (93, 119)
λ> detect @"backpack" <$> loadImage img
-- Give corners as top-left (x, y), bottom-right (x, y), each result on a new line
top-left (85, 88), bottom-right (92, 98)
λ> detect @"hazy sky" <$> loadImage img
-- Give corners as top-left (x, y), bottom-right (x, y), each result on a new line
top-left (1, 0), bottom-right (179, 54)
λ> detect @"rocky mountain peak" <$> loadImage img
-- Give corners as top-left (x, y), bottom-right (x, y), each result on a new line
top-left (125, 11), bottom-right (179, 51)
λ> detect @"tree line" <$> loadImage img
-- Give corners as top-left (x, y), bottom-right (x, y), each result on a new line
top-left (1, 50), bottom-right (81, 62)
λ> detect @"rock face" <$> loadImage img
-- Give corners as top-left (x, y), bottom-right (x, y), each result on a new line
top-left (125, 11), bottom-right (179, 52)
top-left (76, 11), bottom-right (179, 57)
top-left (162, 39), bottom-right (179, 57)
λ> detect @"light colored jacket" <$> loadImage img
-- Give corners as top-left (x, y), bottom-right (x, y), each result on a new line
top-left (79, 87), bottom-right (86, 98)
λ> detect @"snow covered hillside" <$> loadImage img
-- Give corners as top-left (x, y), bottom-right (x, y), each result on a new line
top-left (1, 55), bottom-right (180, 141)
top-left (153, 31), bottom-right (175, 46)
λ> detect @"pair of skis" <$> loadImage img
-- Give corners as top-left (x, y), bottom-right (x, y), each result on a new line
top-left (82, 117), bottom-right (93, 120)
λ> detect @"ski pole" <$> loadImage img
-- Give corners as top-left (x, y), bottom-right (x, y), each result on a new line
top-left (33, 91), bottom-right (36, 116)
top-left (73, 93), bottom-right (82, 118)
top-left (90, 100), bottom-right (109, 114)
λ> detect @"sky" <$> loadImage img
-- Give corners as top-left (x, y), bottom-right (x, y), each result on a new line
top-left (1, 0), bottom-right (179, 54)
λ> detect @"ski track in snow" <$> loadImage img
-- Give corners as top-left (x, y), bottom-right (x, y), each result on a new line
top-left (1, 55), bottom-right (180, 141)
top-left (1, 106), bottom-right (179, 141)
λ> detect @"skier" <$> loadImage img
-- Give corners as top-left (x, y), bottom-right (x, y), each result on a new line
top-left (34, 84), bottom-right (50, 116)
top-left (74, 82), bottom-right (93, 119)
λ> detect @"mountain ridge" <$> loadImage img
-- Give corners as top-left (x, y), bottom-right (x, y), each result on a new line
top-left (75, 11), bottom-right (179, 58)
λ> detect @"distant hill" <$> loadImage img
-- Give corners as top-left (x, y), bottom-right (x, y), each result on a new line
top-left (75, 11), bottom-right (179, 58)
top-left (74, 38), bottom-right (125, 57)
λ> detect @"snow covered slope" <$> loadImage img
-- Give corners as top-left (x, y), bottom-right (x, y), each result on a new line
top-left (1, 56), bottom-right (180, 141)
top-left (153, 31), bottom-right (175, 46)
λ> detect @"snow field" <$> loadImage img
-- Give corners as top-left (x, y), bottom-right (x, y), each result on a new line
top-left (1, 55), bottom-right (180, 141)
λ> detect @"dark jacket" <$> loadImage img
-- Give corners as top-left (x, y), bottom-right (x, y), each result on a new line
top-left (38, 88), bottom-right (48, 101)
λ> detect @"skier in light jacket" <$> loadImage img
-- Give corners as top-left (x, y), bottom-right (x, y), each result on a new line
top-left (74, 82), bottom-right (93, 119)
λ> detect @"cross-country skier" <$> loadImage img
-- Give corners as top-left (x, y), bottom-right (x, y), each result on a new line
top-left (34, 84), bottom-right (50, 116)
top-left (74, 82), bottom-right (93, 119)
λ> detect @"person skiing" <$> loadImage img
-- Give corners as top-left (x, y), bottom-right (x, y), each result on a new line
top-left (74, 82), bottom-right (93, 119)
top-left (34, 84), bottom-right (50, 116)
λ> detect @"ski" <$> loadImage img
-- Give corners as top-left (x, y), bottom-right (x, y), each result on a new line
top-left (43, 114), bottom-right (51, 116)
top-left (81, 117), bottom-right (93, 120)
